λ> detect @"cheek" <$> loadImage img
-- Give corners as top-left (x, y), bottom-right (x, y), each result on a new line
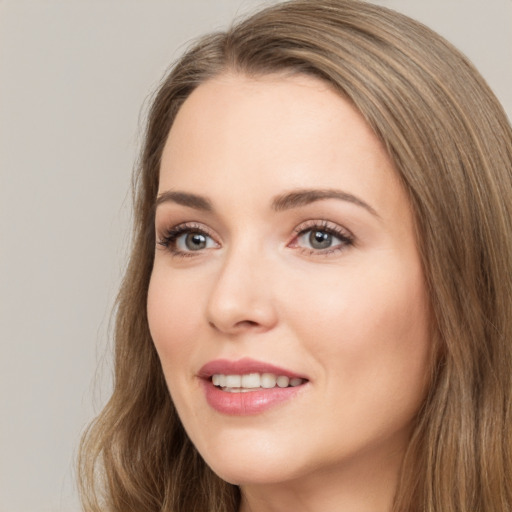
top-left (285, 258), bottom-right (431, 391)
top-left (147, 268), bottom-right (204, 371)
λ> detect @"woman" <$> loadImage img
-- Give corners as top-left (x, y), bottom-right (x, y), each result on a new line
top-left (79, 1), bottom-right (512, 511)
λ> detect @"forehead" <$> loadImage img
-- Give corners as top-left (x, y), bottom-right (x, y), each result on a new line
top-left (162, 73), bottom-right (373, 171)
top-left (159, 72), bottom-right (407, 222)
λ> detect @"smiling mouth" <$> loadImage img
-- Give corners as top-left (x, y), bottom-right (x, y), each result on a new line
top-left (212, 372), bottom-right (307, 392)
top-left (201, 360), bottom-right (309, 414)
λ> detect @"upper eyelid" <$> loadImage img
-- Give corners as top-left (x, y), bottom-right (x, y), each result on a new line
top-left (157, 221), bottom-right (215, 236)
top-left (293, 219), bottom-right (354, 237)
top-left (156, 222), bottom-right (219, 247)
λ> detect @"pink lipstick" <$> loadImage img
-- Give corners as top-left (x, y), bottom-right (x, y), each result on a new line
top-left (198, 358), bottom-right (308, 415)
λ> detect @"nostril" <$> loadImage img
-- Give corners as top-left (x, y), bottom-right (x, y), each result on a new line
top-left (238, 320), bottom-right (259, 327)
top-left (209, 319), bottom-right (260, 331)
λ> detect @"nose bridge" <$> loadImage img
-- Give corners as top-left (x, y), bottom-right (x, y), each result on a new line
top-left (205, 236), bottom-right (277, 333)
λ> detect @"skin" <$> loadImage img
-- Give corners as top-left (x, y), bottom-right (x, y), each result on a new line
top-left (147, 73), bottom-right (432, 512)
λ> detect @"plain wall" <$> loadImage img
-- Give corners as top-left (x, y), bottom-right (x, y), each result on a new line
top-left (1, 1), bottom-right (510, 511)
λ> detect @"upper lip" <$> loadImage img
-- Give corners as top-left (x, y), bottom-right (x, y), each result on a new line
top-left (198, 357), bottom-right (307, 380)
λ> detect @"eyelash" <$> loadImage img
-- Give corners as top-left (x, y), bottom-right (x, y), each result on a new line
top-left (157, 222), bottom-right (217, 258)
top-left (156, 220), bottom-right (354, 258)
top-left (291, 220), bottom-right (354, 255)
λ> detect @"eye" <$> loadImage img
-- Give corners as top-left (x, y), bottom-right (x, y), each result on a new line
top-left (157, 223), bottom-right (218, 256)
top-left (176, 231), bottom-right (216, 251)
top-left (300, 229), bottom-right (337, 250)
top-left (291, 221), bottom-right (354, 255)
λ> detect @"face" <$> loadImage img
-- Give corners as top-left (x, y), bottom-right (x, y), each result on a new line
top-left (148, 73), bottom-right (431, 490)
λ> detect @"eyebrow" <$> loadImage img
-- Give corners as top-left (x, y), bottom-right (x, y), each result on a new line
top-left (155, 187), bottom-right (378, 217)
top-left (155, 190), bottom-right (213, 211)
top-left (272, 188), bottom-right (379, 216)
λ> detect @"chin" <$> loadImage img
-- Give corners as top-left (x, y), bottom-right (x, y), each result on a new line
top-left (208, 459), bottom-right (300, 487)
top-left (211, 465), bottom-right (276, 486)
top-left (197, 434), bottom-right (308, 486)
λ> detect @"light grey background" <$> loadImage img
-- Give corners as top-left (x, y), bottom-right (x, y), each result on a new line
top-left (1, 1), bottom-right (510, 511)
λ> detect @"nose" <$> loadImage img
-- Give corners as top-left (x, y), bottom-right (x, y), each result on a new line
top-left (205, 246), bottom-right (278, 335)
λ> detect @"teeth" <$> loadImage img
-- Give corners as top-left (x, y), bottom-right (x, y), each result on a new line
top-left (261, 373), bottom-right (277, 388)
top-left (225, 375), bottom-right (241, 387)
top-left (211, 373), bottom-right (306, 391)
top-left (213, 374), bottom-right (227, 387)
top-left (241, 373), bottom-right (260, 388)
top-left (276, 376), bottom-right (290, 388)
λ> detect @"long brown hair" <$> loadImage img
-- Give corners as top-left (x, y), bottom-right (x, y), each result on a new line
top-left (78, 1), bottom-right (512, 510)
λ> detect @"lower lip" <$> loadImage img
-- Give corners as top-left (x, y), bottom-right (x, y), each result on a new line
top-left (202, 379), bottom-right (306, 415)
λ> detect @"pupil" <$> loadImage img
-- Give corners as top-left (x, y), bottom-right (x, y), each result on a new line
top-left (310, 230), bottom-right (332, 249)
top-left (186, 232), bottom-right (206, 250)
